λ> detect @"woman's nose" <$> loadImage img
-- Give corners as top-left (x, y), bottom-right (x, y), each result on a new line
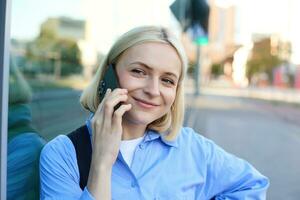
top-left (143, 77), bottom-right (160, 96)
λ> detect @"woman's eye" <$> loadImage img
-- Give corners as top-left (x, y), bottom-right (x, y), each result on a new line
top-left (131, 69), bottom-right (146, 75)
top-left (162, 78), bottom-right (175, 85)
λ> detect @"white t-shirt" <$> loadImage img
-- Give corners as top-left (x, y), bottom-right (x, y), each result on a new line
top-left (119, 136), bottom-right (145, 167)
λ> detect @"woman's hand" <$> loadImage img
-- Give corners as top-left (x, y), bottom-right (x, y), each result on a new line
top-left (87, 88), bottom-right (131, 199)
top-left (91, 88), bottom-right (132, 168)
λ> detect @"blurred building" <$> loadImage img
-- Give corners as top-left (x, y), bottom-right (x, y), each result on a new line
top-left (178, 0), bottom-right (241, 85)
top-left (247, 34), bottom-right (296, 87)
top-left (251, 34), bottom-right (291, 61)
top-left (205, 0), bottom-right (300, 88)
top-left (208, 0), bottom-right (237, 64)
top-left (204, 0), bottom-right (241, 85)
top-left (11, 17), bottom-right (86, 63)
top-left (40, 17), bottom-right (85, 41)
top-left (295, 67), bottom-right (300, 89)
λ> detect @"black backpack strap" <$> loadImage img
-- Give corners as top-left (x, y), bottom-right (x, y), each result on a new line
top-left (67, 125), bottom-right (92, 190)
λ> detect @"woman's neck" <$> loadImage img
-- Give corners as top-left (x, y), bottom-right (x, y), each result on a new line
top-left (121, 119), bottom-right (147, 140)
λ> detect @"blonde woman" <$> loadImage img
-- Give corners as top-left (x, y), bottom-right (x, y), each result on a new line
top-left (40, 26), bottom-right (269, 200)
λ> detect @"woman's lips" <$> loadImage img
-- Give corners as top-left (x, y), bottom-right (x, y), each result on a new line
top-left (133, 97), bottom-right (159, 109)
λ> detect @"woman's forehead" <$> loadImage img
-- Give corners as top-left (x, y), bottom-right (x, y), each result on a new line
top-left (118, 42), bottom-right (182, 76)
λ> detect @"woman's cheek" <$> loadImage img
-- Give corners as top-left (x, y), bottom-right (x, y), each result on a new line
top-left (118, 74), bottom-right (131, 89)
top-left (163, 88), bottom-right (177, 103)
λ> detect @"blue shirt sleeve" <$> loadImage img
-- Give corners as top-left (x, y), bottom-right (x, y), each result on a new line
top-left (7, 133), bottom-right (45, 199)
top-left (39, 135), bottom-right (95, 200)
top-left (197, 133), bottom-right (269, 199)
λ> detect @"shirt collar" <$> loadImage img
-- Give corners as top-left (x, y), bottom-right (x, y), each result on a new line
top-left (86, 113), bottom-right (178, 148)
top-left (144, 129), bottom-right (179, 148)
top-left (85, 113), bottom-right (93, 137)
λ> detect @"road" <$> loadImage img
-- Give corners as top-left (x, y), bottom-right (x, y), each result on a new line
top-left (30, 89), bottom-right (89, 140)
top-left (184, 94), bottom-right (300, 200)
top-left (30, 89), bottom-right (300, 199)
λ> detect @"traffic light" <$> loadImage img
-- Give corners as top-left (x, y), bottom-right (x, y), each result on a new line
top-left (170, 0), bottom-right (210, 34)
top-left (170, 0), bottom-right (191, 31)
top-left (190, 0), bottom-right (209, 34)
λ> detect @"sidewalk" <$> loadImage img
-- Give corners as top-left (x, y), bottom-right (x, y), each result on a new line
top-left (184, 78), bottom-right (300, 105)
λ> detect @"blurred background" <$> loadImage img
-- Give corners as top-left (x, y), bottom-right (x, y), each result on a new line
top-left (7, 0), bottom-right (300, 199)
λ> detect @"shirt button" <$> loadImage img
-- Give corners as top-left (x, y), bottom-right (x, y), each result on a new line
top-left (131, 181), bottom-right (137, 187)
top-left (139, 144), bottom-right (145, 149)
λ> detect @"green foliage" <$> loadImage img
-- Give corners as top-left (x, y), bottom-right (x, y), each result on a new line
top-left (187, 63), bottom-right (195, 76)
top-left (211, 63), bottom-right (223, 77)
top-left (24, 28), bottom-right (82, 77)
top-left (246, 38), bottom-right (283, 81)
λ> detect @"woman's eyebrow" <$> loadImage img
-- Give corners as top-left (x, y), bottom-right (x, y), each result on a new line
top-left (165, 72), bottom-right (179, 80)
top-left (129, 61), bottom-right (151, 70)
top-left (129, 61), bottom-right (179, 79)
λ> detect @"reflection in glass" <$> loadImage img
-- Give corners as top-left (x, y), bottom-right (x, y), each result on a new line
top-left (7, 62), bottom-right (46, 200)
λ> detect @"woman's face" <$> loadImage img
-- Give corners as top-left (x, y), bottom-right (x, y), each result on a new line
top-left (115, 42), bottom-right (181, 126)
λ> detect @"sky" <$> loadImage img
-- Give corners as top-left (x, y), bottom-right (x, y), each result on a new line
top-left (11, 0), bottom-right (84, 40)
top-left (10, 0), bottom-right (300, 63)
top-left (11, 0), bottom-right (297, 40)
top-left (10, 0), bottom-right (175, 40)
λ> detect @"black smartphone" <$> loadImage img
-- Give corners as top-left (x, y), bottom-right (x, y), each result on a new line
top-left (98, 65), bottom-right (121, 110)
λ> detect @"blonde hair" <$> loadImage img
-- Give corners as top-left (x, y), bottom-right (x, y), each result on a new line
top-left (80, 26), bottom-right (187, 141)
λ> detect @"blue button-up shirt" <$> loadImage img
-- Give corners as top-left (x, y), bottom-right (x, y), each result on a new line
top-left (40, 117), bottom-right (269, 199)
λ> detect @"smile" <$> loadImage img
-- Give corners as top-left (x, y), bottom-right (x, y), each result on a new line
top-left (132, 97), bottom-right (159, 109)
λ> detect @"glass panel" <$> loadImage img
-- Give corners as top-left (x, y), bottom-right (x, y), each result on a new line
top-left (7, 0), bottom-right (173, 198)
top-left (1, 0), bottom-right (10, 199)
top-left (8, 1), bottom-right (88, 199)
top-left (6, 0), bottom-right (300, 199)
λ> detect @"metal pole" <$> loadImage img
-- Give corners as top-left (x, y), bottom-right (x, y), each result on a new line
top-left (0, 0), bottom-right (11, 198)
top-left (180, 0), bottom-right (185, 26)
top-left (194, 45), bottom-right (201, 96)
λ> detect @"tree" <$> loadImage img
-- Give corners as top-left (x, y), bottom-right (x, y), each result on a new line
top-left (246, 38), bottom-right (283, 82)
top-left (25, 27), bottom-right (82, 77)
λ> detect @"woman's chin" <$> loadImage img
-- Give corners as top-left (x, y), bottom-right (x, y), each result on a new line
top-left (123, 111), bottom-right (156, 126)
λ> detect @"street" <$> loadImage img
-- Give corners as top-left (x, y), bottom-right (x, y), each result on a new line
top-left (30, 89), bottom-right (300, 199)
top-left (184, 94), bottom-right (300, 200)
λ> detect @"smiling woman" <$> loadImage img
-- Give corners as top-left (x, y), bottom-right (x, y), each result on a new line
top-left (114, 42), bottom-right (181, 137)
top-left (39, 26), bottom-right (269, 200)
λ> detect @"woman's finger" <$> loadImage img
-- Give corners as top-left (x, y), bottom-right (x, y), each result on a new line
top-left (96, 88), bottom-right (126, 115)
top-left (102, 94), bottom-right (128, 130)
top-left (107, 88), bottom-right (128, 100)
top-left (112, 104), bottom-right (132, 135)
top-left (92, 88), bottom-right (111, 144)
top-left (95, 88), bottom-right (111, 115)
